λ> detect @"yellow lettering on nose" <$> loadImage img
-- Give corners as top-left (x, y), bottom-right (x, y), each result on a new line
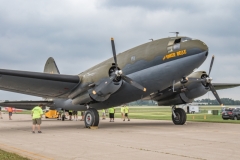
top-left (166, 53), bottom-right (176, 59)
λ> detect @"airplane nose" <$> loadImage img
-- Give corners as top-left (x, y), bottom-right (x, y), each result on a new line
top-left (199, 40), bottom-right (208, 54)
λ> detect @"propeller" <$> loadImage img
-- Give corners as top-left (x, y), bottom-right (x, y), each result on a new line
top-left (189, 56), bottom-right (223, 105)
top-left (92, 38), bottom-right (146, 95)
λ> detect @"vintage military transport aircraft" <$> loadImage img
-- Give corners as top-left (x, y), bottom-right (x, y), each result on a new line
top-left (0, 36), bottom-right (239, 127)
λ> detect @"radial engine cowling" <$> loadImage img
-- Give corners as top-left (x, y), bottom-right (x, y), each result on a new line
top-left (155, 71), bottom-right (209, 106)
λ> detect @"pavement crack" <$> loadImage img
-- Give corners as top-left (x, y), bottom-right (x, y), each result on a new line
top-left (117, 145), bottom-right (206, 160)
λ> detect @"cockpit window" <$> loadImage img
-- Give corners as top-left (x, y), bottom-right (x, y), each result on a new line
top-left (167, 38), bottom-right (181, 53)
top-left (181, 37), bottom-right (192, 42)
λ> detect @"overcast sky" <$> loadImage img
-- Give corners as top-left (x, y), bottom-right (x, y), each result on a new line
top-left (0, 0), bottom-right (240, 101)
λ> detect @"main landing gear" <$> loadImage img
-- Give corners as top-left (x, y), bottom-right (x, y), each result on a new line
top-left (84, 108), bottom-right (99, 128)
top-left (172, 105), bottom-right (186, 125)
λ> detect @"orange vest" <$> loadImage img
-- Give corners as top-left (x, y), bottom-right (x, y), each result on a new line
top-left (7, 107), bottom-right (13, 112)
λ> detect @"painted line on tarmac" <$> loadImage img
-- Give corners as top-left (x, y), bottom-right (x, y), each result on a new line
top-left (0, 143), bottom-right (54, 160)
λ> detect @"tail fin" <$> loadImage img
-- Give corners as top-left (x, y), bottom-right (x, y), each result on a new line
top-left (44, 57), bottom-right (60, 74)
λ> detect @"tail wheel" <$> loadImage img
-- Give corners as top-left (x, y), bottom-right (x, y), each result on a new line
top-left (172, 108), bottom-right (187, 125)
top-left (84, 108), bottom-right (99, 128)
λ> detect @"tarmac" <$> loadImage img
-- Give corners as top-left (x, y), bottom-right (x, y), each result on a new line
top-left (0, 114), bottom-right (240, 160)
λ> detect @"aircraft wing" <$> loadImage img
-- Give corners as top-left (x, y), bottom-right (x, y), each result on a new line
top-left (0, 100), bottom-right (53, 110)
top-left (0, 69), bottom-right (80, 98)
top-left (212, 83), bottom-right (240, 90)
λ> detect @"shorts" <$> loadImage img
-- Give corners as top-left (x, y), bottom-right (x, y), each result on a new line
top-left (32, 118), bottom-right (42, 125)
top-left (69, 112), bottom-right (73, 116)
top-left (109, 113), bottom-right (114, 118)
top-left (9, 112), bottom-right (12, 116)
top-left (73, 111), bottom-right (77, 115)
top-left (125, 113), bottom-right (128, 116)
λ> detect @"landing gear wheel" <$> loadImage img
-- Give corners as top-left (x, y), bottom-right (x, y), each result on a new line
top-left (84, 108), bottom-right (99, 128)
top-left (172, 108), bottom-right (186, 125)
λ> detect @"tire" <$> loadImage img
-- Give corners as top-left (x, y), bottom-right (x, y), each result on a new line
top-left (234, 116), bottom-right (238, 120)
top-left (84, 108), bottom-right (99, 128)
top-left (172, 108), bottom-right (186, 125)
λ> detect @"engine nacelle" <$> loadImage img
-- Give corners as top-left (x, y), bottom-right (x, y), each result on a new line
top-left (153, 71), bottom-right (209, 106)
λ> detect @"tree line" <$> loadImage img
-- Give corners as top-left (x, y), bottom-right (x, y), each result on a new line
top-left (194, 98), bottom-right (240, 105)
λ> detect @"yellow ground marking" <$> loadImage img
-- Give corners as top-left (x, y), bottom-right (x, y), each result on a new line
top-left (0, 143), bottom-right (54, 160)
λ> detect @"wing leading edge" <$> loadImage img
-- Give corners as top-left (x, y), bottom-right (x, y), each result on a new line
top-left (0, 100), bottom-right (53, 110)
top-left (212, 83), bottom-right (240, 90)
top-left (0, 69), bottom-right (80, 98)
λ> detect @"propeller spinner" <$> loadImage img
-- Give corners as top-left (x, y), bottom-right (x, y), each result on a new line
top-left (93, 38), bottom-right (146, 95)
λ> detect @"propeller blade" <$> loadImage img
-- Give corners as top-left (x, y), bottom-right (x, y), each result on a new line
top-left (121, 74), bottom-right (146, 92)
top-left (92, 75), bottom-right (116, 94)
top-left (111, 38), bottom-right (118, 68)
top-left (209, 83), bottom-right (223, 105)
top-left (208, 55), bottom-right (214, 76)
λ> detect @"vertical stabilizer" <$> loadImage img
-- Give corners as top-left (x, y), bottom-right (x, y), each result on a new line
top-left (44, 57), bottom-right (60, 74)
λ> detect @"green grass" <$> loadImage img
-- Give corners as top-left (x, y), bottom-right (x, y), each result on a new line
top-left (103, 106), bottom-right (240, 123)
top-left (0, 149), bottom-right (30, 160)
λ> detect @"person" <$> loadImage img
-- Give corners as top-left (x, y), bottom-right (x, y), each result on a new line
top-left (69, 110), bottom-right (73, 120)
top-left (0, 106), bottom-right (3, 119)
top-left (102, 109), bottom-right (106, 120)
top-left (123, 104), bottom-right (130, 121)
top-left (80, 111), bottom-right (85, 121)
top-left (57, 109), bottom-right (63, 120)
top-left (65, 110), bottom-right (69, 119)
top-left (73, 110), bottom-right (78, 121)
top-left (7, 107), bottom-right (13, 120)
top-left (108, 107), bottom-right (115, 122)
top-left (31, 104), bottom-right (44, 133)
top-left (121, 105), bottom-right (125, 119)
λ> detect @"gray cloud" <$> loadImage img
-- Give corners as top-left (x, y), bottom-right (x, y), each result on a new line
top-left (0, 0), bottom-right (240, 100)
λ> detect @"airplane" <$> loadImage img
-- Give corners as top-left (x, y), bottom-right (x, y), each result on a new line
top-left (0, 35), bottom-right (239, 127)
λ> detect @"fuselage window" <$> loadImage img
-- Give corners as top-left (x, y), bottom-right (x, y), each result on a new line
top-left (181, 37), bottom-right (192, 42)
top-left (167, 38), bottom-right (181, 53)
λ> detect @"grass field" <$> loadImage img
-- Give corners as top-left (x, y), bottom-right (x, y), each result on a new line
top-left (106, 105), bottom-right (240, 124)
top-left (0, 149), bottom-right (30, 160)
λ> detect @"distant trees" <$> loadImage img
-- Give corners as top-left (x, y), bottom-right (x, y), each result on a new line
top-left (194, 98), bottom-right (240, 105)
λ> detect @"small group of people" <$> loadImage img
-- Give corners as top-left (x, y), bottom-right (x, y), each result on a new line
top-left (57, 109), bottom-right (85, 121)
top-left (0, 106), bottom-right (13, 120)
top-left (102, 104), bottom-right (130, 122)
top-left (68, 110), bottom-right (78, 121)
top-left (121, 104), bottom-right (130, 121)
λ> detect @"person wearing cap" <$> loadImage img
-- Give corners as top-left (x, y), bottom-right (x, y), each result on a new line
top-left (31, 104), bottom-right (44, 133)
top-left (123, 105), bottom-right (130, 121)
top-left (108, 107), bottom-right (115, 122)
top-left (121, 105), bottom-right (124, 119)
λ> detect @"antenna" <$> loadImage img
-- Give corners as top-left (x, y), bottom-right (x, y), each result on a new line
top-left (170, 32), bottom-right (179, 37)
